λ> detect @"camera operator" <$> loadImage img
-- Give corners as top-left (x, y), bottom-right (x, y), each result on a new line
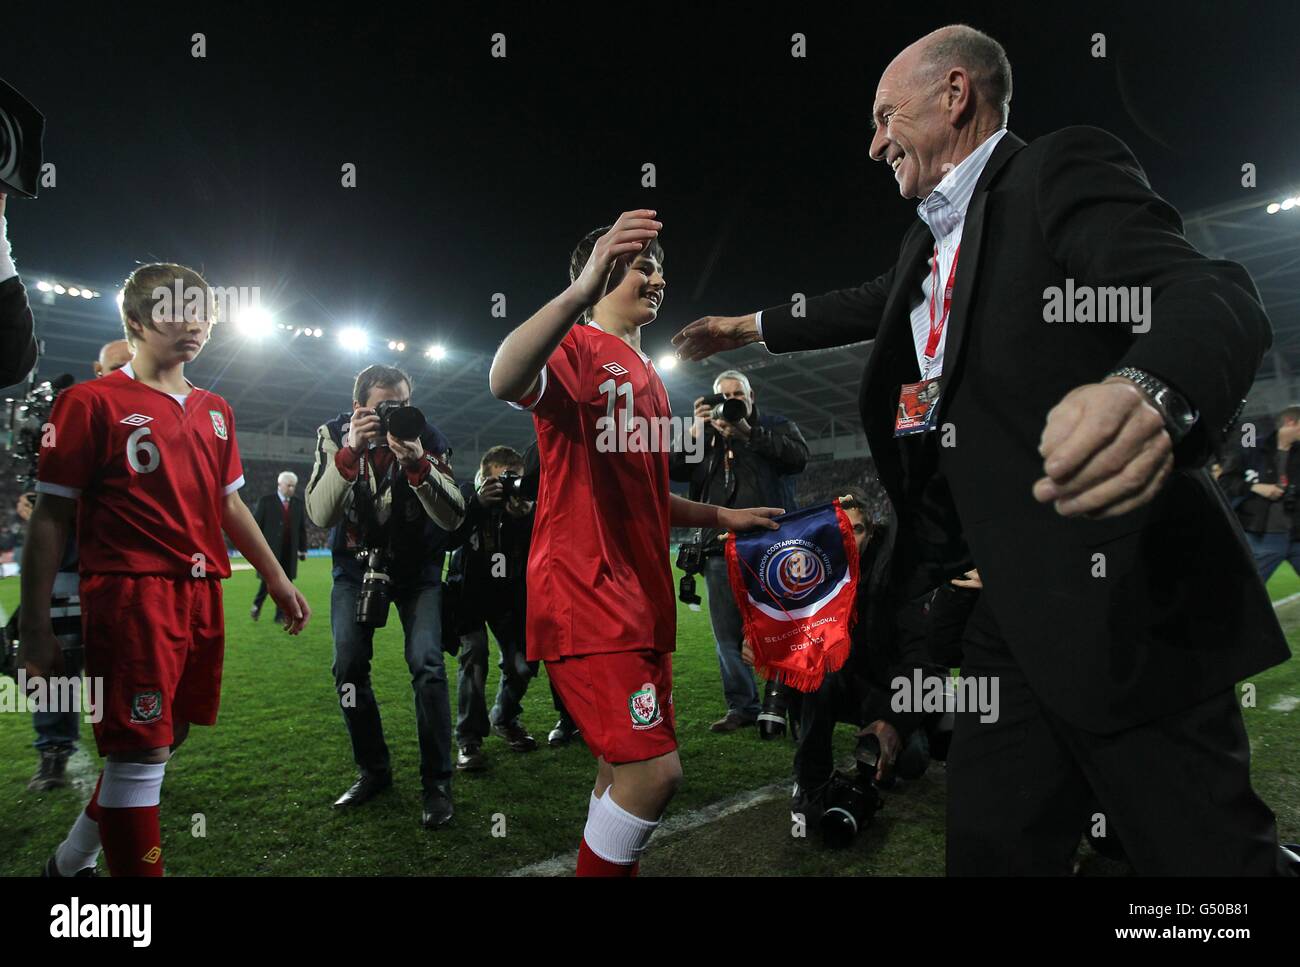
top-left (445, 445), bottom-right (539, 770)
top-left (305, 364), bottom-right (466, 828)
top-left (12, 339), bottom-right (132, 793)
top-left (1220, 405), bottom-right (1300, 582)
top-left (669, 369), bottom-right (808, 733)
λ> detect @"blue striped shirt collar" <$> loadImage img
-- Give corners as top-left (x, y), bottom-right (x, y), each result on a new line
top-left (916, 128), bottom-right (1008, 242)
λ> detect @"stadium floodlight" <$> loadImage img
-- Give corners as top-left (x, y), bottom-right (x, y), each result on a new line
top-left (1284, 198), bottom-right (1297, 211)
top-left (339, 326), bottom-right (369, 351)
top-left (67, 286), bottom-right (80, 297)
top-left (658, 354), bottom-right (677, 370)
top-left (426, 344), bottom-right (447, 361)
top-left (36, 280), bottom-right (52, 292)
top-left (388, 339), bottom-right (407, 352)
top-left (235, 305), bottom-right (275, 340)
top-left (53, 284), bottom-right (66, 294)
top-left (1268, 202), bottom-right (1283, 214)
top-left (81, 289), bottom-right (94, 299)
top-left (313, 328), bottom-right (323, 338)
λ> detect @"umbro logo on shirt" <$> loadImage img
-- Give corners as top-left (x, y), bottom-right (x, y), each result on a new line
top-left (601, 362), bottom-right (629, 377)
top-left (119, 414), bottom-right (154, 426)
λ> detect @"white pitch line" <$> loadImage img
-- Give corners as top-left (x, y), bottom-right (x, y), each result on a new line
top-left (506, 781), bottom-right (789, 877)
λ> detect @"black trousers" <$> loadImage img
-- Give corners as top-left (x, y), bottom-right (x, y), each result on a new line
top-left (946, 596), bottom-right (1288, 875)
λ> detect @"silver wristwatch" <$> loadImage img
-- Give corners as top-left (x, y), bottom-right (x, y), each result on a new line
top-left (1107, 366), bottom-right (1198, 444)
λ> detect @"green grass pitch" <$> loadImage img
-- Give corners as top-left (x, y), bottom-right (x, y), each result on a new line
top-left (1, 559), bottom-right (1297, 876)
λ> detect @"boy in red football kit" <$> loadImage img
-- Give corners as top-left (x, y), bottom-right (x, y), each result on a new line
top-left (490, 211), bottom-right (782, 875)
top-left (19, 263), bottom-right (311, 877)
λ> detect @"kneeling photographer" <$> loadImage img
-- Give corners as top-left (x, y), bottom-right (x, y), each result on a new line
top-left (751, 492), bottom-right (949, 848)
top-left (444, 445), bottom-right (540, 771)
top-left (670, 369), bottom-right (808, 733)
top-left (305, 364), bottom-right (465, 828)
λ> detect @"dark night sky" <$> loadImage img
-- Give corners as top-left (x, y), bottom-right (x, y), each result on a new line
top-left (4, 0), bottom-right (1299, 364)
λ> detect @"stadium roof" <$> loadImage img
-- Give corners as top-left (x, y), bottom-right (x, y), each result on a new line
top-left (10, 191), bottom-right (1300, 456)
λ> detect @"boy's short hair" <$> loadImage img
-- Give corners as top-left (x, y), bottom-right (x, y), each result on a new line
top-left (1276, 405), bottom-right (1300, 426)
top-left (119, 263), bottom-right (215, 347)
top-left (353, 364), bottom-right (412, 407)
top-left (568, 225), bottom-right (666, 322)
top-left (480, 445), bottom-right (524, 475)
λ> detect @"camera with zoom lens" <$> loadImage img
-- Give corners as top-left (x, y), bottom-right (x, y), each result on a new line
top-left (355, 547), bottom-right (394, 628)
top-left (373, 399), bottom-right (427, 441)
top-left (675, 530), bottom-right (706, 606)
top-left (820, 741), bottom-right (884, 849)
top-left (700, 392), bottom-right (748, 426)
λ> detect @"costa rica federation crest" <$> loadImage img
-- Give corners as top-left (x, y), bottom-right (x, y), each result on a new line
top-left (209, 409), bottom-right (228, 440)
top-left (760, 539), bottom-right (832, 606)
top-left (628, 682), bottom-right (663, 730)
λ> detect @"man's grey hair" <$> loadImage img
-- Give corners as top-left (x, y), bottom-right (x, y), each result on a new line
top-left (277, 471), bottom-right (299, 487)
top-left (919, 24), bottom-right (1013, 125)
top-left (713, 369), bottom-right (753, 399)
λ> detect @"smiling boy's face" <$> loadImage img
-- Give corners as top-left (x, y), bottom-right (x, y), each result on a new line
top-left (596, 251), bottom-right (665, 328)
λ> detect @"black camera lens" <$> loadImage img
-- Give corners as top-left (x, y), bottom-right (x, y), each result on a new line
top-left (820, 773), bottom-right (880, 849)
top-left (375, 400), bottom-right (426, 441)
top-left (757, 677), bottom-right (790, 740)
top-left (498, 471), bottom-right (525, 498)
top-left (356, 549), bottom-right (393, 627)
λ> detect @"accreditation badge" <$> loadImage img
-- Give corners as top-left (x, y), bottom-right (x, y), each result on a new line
top-left (894, 377), bottom-right (942, 436)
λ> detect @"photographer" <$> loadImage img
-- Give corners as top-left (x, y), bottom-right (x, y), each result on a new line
top-left (755, 493), bottom-right (952, 831)
top-left (670, 369), bottom-right (809, 733)
top-left (1220, 405), bottom-right (1300, 582)
top-left (305, 364), bottom-right (465, 828)
top-left (445, 445), bottom-right (539, 770)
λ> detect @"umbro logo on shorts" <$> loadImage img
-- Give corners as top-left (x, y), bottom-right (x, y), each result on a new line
top-left (601, 362), bottom-right (629, 377)
top-left (120, 413), bottom-right (154, 426)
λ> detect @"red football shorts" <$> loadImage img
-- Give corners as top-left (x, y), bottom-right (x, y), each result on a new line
top-left (80, 574), bottom-right (226, 755)
top-left (545, 650), bottom-right (676, 765)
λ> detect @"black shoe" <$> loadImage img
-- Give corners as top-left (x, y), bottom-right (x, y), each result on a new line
top-left (492, 721), bottom-right (538, 752)
top-left (250, 603), bottom-right (261, 622)
top-left (456, 744), bottom-right (487, 772)
top-left (42, 855), bottom-right (98, 878)
top-left (548, 718), bottom-right (580, 747)
top-left (421, 782), bottom-right (453, 828)
top-left (28, 747), bottom-right (72, 792)
top-left (332, 771), bottom-right (392, 809)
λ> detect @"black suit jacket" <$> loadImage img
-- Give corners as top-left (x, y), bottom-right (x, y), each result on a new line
top-left (253, 493), bottom-right (308, 579)
top-left (760, 126), bottom-right (1289, 733)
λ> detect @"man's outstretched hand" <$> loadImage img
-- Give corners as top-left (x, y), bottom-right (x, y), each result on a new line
top-left (1032, 378), bottom-right (1173, 519)
top-left (672, 314), bottom-right (762, 361)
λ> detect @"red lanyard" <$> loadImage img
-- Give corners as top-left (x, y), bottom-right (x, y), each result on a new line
top-left (924, 243), bottom-right (960, 364)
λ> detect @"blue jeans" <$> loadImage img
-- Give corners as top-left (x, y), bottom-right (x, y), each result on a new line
top-left (330, 580), bottom-right (453, 787)
top-left (455, 607), bottom-right (536, 744)
top-left (33, 639), bottom-right (82, 752)
top-left (703, 554), bottom-right (760, 718)
top-left (1245, 531), bottom-right (1300, 583)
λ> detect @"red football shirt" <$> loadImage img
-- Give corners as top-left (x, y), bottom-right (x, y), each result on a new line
top-left (513, 323), bottom-right (675, 661)
top-left (35, 363), bottom-right (245, 578)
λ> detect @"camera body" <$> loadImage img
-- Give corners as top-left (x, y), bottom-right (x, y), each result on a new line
top-left (700, 392), bottom-right (748, 426)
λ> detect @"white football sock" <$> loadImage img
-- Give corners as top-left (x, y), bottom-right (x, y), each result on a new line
top-left (583, 790), bottom-right (660, 865)
top-left (55, 810), bottom-right (102, 876)
top-left (97, 760), bottom-right (166, 808)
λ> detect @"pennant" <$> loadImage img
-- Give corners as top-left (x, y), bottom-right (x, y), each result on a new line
top-left (725, 499), bottom-right (860, 692)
